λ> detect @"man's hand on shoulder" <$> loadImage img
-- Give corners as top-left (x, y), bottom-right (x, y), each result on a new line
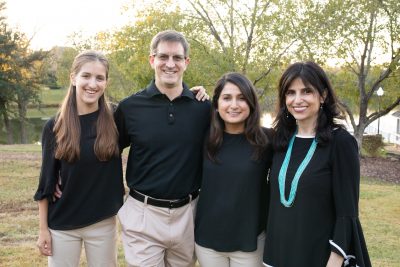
top-left (190, 86), bottom-right (210, 101)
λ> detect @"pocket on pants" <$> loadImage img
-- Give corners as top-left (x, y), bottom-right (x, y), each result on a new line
top-left (118, 195), bottom-right (145, 232)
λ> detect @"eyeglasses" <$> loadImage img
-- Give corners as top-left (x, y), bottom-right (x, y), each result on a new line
top-left (152, 53), bottom-right (187, 63)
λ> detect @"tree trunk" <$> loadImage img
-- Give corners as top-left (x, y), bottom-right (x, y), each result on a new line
top-left (353, 123), bottom-right (367, 156)
top-left (1, 109), bottom-right (14, 144)
top-left (0, 100), bottom-right (14, 144)
top-left (17, 100), bottom-right (28, 144)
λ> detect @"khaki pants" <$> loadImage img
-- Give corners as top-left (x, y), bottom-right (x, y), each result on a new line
top-left (118, 195), bottom-right (197, 267)
top-left (48, 216), bottom-right (117, 267)
top-left (195, 232), bottom-right (265, 267)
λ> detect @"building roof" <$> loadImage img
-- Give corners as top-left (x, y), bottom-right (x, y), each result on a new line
top-left (392, 111), bottom-right (400, 118)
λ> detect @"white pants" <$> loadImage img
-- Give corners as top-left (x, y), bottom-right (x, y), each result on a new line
top-left (48, 216), bottom-right (117, 267)
top-left (195, 232), bottom-right (265, 267)
top-left (118, 195), bottom-right (198, 267)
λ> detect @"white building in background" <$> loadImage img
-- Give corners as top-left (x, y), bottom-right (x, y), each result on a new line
top-left (363, 110), bottom-right (400, 145)
top-left (262, 109), bottom-right (400, 145)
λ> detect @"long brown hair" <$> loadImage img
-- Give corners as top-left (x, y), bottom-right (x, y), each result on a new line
top-left (207, 72), bottom-right (269, 162)
top-left (53, 50), bottom-right (119, 162)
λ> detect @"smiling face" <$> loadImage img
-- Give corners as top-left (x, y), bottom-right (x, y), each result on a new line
top-left (149, 41), bottom-right (190, 92)
top-left (285, 78), bottom-right (324, 131)
top-left (217, 82), bottom-right (250, 134)
top-left (71, 60), bottom-right (107, 114)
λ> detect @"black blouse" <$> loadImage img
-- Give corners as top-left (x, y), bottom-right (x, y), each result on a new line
top-left (34, 111), bottom-right (124, 230)
top-left (195, 128), bottom-right (273, 252)
top-left (263, 128), bottom-right (371, 267)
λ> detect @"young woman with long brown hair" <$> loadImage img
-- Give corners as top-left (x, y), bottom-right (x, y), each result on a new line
top-left (34, 50), bottom-right (124, 266)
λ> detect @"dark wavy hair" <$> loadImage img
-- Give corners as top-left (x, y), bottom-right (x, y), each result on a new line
top-left (207, 72), bottom-right (269, 162)
top-left (273, 61), bottom-right (344, 151)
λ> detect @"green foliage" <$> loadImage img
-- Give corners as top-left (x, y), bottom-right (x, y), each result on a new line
top-left (38, 88), bottom-right (67, 106)
top-left (288, 0), bottom-right (400, 151)
top-left (0, 1), bottom-right (50, 143)
top-left (2, 0), bottom-right (400, 147)
top-left (42, 47), bottom-right (77, 90)
top-left (93, 0), bottom-right (300, 99)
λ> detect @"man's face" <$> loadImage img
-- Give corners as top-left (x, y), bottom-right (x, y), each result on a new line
top-left (150, 41), bottom-right (190, 89)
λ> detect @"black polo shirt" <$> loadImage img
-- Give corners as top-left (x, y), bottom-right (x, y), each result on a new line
top-left (114, 80), bottom-right (211, 199)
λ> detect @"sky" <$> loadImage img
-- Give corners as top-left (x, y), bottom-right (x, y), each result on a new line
top-left (4, 0), bottom-right (132, 50)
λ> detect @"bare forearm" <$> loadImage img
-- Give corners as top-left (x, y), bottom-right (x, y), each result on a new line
top-left (326, 251), bottom-right (344, 267)
top-left (37, 198), bottom-right (52, 256)
top-left (38, 199), bottom-right (49, 231)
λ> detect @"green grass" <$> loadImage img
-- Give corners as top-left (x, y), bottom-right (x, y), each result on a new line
top-left (0, 147), bottom-right (126, 266)
top-left (39, 89), bottom-right (67, 106)
top-left (0, 144), bottom-right (42, 152)
top-left (359, 178), bottom-right (400, 266)
top-left (26, 88), bottom-right (65, 119)
top-left (0, 145), bottom-right (399, 266)
top-left (27, 107), bottom-right (59, 119)
top-left (0, 89), bottom-right (65, 144)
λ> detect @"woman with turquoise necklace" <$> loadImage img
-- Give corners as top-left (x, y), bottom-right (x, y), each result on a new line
top-left (263, 62), bottom-right (371, 267)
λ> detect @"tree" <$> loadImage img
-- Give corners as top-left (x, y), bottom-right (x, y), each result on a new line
top-left (93, 0), bottom-right (230, 99)
top-left (0, 1), bottom-right (18, 143)
top-left (0, 1), bottom-right (48, 143)
top-left (51, 46), bottom-right (77, 89)
top-left (13, 48), bottom-right (48, 143)
top-left (95, 0), bottom-right (299, 105)
top-left (185, 0), bottom-right (298, 92)
top-left (291, 0), bottom-right (400, 150)
top-left (83, 0), bottom-right (399, 153)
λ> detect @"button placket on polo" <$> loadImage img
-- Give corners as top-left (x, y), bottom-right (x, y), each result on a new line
top-left (168, 101), bottom-right (175, 124)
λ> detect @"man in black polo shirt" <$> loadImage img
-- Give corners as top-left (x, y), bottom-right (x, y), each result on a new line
top-left (114, 30), bottom-right (211, 267)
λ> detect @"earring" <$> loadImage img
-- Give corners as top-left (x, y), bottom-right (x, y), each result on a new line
top-left (320, 103), bottom-right (324, 110)
top-left (285, 108), bottom-right (289, 118)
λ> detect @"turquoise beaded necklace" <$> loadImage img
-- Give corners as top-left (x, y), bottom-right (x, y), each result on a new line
top-left (278, 130), bottom-right (318, 207)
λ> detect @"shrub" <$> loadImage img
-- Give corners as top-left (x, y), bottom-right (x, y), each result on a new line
top-left (362, 134), bottom-right (384, 157)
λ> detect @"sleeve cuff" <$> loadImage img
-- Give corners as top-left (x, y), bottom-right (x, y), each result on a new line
top-left (329, 240), bottom-right (357, 266)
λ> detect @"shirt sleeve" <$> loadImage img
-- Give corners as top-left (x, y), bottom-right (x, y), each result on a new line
top-left (114, 102), bottom-right (130, 150)
top-left (330, 129), bottom-right (371, 267)
top-left (33, 119), bottom-right (60, 201)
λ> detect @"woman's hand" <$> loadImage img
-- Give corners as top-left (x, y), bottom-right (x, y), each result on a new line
top-left (190, 86), bottom-right (210, 101)
top-left (326, 251), bottom-right (344, 267)
top-left (37, 229), bottom-right (52, 256)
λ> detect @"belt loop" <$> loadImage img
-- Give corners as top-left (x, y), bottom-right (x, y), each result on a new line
top-left (189, 194), bottom-right (192, 203)
top-left (144, 195), bottom-right (148, 206)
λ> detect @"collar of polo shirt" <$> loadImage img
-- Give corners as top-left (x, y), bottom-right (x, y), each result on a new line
top-left (146, 80), bottom-right (195, 100)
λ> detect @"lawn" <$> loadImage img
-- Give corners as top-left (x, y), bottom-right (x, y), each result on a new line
top-left (0, 144), bottom-right (399, 266)
top-left (27, 89), bottom-right (66, 119)
top-left (38, 89), bottom-right (67, 106)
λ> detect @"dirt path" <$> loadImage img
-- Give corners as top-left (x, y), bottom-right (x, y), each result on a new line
top-left (360, 156), bottom-right (400, 184)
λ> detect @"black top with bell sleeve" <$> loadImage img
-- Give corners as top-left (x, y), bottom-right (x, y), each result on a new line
top-left (263, 128), bottom-right (371, 267)
top-left (34, 111), bottom-right (124, 230)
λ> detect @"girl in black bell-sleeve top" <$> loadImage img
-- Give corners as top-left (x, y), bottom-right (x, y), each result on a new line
top-left (34, 51), bottom-right (124, 266)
